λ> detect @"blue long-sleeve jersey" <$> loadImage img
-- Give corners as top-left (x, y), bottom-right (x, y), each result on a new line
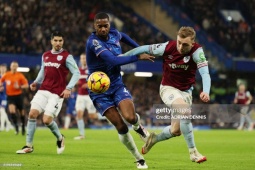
top-left (86, 28), bottom-right (139, 96)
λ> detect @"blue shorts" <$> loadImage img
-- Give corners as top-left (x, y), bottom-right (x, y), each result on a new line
top-left (66, 106), bottom-right (76, 115)
top-left (90, 86), bottom-right (132, 115)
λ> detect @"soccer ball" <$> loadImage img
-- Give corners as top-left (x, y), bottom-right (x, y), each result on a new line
top-left (87, 71), bottom-right (110, 93)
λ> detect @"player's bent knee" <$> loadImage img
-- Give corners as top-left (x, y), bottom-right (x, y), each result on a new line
top-left (28, 109), bottom-right (40, 119)
top-left (42, 115), bottom-right (53, 125)
top-left (116, 124), bottom-right (129, 134)
top-left (123, 114), bottom-right (136, 124)
top-left (171, 129), bottom-right (181, 136)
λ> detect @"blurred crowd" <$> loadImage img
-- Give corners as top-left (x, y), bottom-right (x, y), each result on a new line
top-left (0, 0), bottom-right (167, 56)
top-left (168, 0), bottom-right (255, 58)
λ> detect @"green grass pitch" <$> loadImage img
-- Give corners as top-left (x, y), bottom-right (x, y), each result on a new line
top-left (0, 128), bottom-right (254, 170)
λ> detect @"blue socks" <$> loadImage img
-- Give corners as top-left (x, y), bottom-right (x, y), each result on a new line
top-left (156, 125), bottom-right (174, 142)
top-left (77, 119), bottom-right (85, 136)
top-left (180, 119), bottom-right (195, 148)
top-left (26, 119), bottom-right (37, 147)
top-left (47, 121), bottom-right (62, 141)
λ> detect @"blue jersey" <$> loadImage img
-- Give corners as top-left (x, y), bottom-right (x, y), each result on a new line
top-left (86, 28), bottom-right (139, 114)
top-left (66, 91), bottom-right (77, 115)
top-left (0, 75), bottom-right (7, 108)
top-left (86, 28), bottom-right (138, 97)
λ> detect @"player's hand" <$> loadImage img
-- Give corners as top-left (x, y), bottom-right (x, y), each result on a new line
top-left (82, 83), bottom-right (88, 89)
top-left (138, 53), bottom-right (155, 62)
top-left (13, 81), bottom-right (20, 89)
top-left (200, 92), bottom-right (210, 103)
top-left (245, 100), bottom-right (251, 105)
top-left (60, 89), bottom-right (71, 99)
top-left (30, 82), bottom-right (37, 91)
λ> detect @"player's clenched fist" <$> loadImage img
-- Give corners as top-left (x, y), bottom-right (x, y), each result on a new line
top-left (200, 92), bottom-right (210, 102)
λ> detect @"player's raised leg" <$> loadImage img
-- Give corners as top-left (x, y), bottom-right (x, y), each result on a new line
top-left (142, 125), bottom-right (176, 154)
top-left (105, 107), bottom-right (148, 169)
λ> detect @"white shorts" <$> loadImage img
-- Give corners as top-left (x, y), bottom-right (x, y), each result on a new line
top-left (240, 106), bottom-right (249, 114)
top-left (30, 90), bottom-right (64, 117)
top-left (160, 85), bottom-right (192, 108)
top-left (75, 95), bottom-right (97, 113)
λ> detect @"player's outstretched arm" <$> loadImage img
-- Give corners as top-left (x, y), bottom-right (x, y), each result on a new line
top-left (138, 53), bottom-right (155, 62)
top-left (100, 50), bottom-right (139, 66)
top-left (121, 45), bottom-right (150, 56)
top-left (122, 42), bottom-right (168, 57)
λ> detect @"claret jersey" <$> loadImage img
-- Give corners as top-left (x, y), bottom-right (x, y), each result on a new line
top-left (149, 41), bottom-right (208, 91)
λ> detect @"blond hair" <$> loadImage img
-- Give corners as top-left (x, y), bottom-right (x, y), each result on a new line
top-left (177, 26), bottom-right (196, 41)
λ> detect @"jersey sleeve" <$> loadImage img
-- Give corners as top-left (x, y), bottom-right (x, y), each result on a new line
top-left (89, 39), bottom-right (108, 57)
top-left (246, 91), bottom-right (251, 97)
top-left (193, 47), bottom-right (211, 94)
top-left (192, 47), bottom-right (208, 68)
top-left (148, 42), bottom-right (168, 56)
top-left (100, 50), bottom-right (138, 66)
top-left (121, 42), bottom-right (168, 57)
top-left (65, 55), bottom-right (80, 90)
top-left (34, 56), bottom-right (45, 84)
top-left (120, 32), bottom-right (139, 47)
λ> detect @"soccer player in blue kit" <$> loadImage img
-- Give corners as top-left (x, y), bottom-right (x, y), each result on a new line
top-left (86, 12), bottom-right (154, 169)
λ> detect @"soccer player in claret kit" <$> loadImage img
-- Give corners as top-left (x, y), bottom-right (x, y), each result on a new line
top-left (73, 53), bottom-right (98, 140)
top-left (86, 12), bottom-right (155, 169)
top-left (16, 31), bottom-right (80, 154)
top-left (234, 83), bottom-right (253, 131)
top-left (123, 26), bottom-right (211, 163)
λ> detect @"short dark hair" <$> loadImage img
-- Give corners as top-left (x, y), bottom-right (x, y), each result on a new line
top-left (51, 31), bottom-right (64, 39)
top-left (94, 12), bottom-right (109, 22)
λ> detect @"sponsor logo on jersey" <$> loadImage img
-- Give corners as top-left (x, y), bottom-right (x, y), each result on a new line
top-left (44, 62), bottom-right (61, 68)
top-left (183, 56), bottom-right (190, 63)
top-left (168, 55), bottom-right (173, 59)
top-left (93, 39), bottom-right (102, 50)
top-left (169, 63), bottom-right (189, 70)
top-left (57, 55), bottom-right (63, 61)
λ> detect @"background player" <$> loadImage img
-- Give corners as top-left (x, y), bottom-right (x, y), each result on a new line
top-left (16, 31), bottom-right (80, 154)
top-left (73, 53), bottom-right (98, 140)
top-left (86, 12), bottom-right (155, 169)
top-left (0, 64), bottom-right (12, 132)
top-left (123, 26), bottom-right (210, 163)
top-left (234, 83), bottom-right (253, 131)
top-left (64, 88), bottom-right (77, 129)
top-left (0, 61), bottom-right (29, 135)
